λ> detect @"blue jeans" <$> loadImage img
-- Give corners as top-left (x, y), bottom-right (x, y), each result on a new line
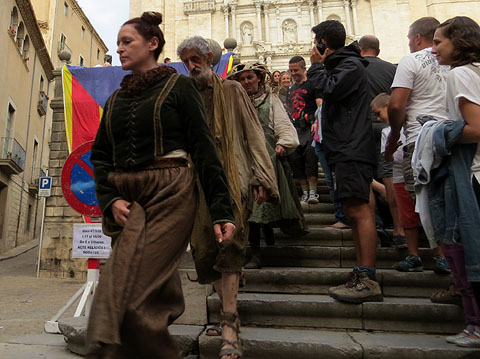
top-left (314, 142), bottom-right (346, 223)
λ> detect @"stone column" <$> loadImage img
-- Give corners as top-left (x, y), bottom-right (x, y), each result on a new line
top-left (317, 0), bottom-right (323, 23)
top-left (308, 0), bottom-right (315, 27)
top-left (351, 0), bottom-right (359, 36)
top-left (264, 4), bottom-right (270, 42)
top-left (275, 6), bottom-right (281, 44)
top-left (297, 4), bottom-right (303, 40)
top-left (343, 0), bottom-right (352, 35)
top-left (222, 6), bottom-right (230, 38)
top-left (255, 2), bottom-right (263, 41)
top-left (231, 3), bottom-right (237, 41)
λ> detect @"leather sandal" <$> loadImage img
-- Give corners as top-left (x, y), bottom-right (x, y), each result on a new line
top-left (219, 311), bottom-right (242, 359)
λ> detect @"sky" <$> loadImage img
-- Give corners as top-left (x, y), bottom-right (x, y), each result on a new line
top-left (76, 0), bottom-right (130, 66)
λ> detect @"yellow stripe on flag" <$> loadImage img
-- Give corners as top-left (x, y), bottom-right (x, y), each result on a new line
top-left (62, 65), bottom-right (74, 153)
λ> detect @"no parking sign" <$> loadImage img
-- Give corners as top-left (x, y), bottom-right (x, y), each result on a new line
top-left (61, 141), bottom-right (102, 217)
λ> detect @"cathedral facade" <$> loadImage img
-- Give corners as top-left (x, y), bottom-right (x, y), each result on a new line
top-left (130, 0), bottom-right (480, 70)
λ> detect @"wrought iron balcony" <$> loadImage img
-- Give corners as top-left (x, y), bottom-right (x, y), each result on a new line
top-left (183, 0), bottom-right (215, 14)
top-left (0, 137), bottom-right (26, 175)
top-left (37, 91), bottom-right (48, 116)
top-left (28, 167), bottom-right (46, 195)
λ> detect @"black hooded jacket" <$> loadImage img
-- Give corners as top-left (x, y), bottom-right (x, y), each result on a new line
top-left (307, 43), bottom-right (375, 166)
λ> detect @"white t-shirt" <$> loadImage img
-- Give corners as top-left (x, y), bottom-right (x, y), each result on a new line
top-left (391, 48), bottom-right (450, 145)
top-left (381, 127), bottom-right (406, 184)
top-left (445, 63), bottom-right (480, 181)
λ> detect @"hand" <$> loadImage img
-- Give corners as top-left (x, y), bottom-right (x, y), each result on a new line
top-left (311, 44), bottom-right (328, 64)
top-left (111, 199), bottom-right (131, 227)
top-left (384, 132), bottom-right (401, 162)
top-left (213, 222), bottom-right (236, 243)
top-left (311, 122), bottom-right (318, 134)
top-left (253, 185), bottom-right (269, 205)
top-left (275, 145), bottom-right (286, 157)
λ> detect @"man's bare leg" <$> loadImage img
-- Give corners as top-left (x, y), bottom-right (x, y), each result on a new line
top-left (214, 273), bottom-right (241, 358)
top-left (383, 177), bottom-right (405, 237)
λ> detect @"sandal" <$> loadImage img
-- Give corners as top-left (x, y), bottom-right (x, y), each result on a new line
top-left (206, 324), bottom-right (222, 336)
top-left (219, 311), bottom-right (242, 359)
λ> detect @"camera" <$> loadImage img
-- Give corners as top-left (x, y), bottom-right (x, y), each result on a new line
top-left (316, 42), bottom-right (326, 55)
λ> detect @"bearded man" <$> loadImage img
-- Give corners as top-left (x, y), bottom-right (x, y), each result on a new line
top-left (177, 36), bottom-right (278, 359)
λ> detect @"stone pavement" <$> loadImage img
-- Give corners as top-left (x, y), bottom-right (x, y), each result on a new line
top-left (0, 243), bottom-right (81, 358)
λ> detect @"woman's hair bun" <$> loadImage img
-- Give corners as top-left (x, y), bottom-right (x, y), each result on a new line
top-left (141, 11), bottom-right (163, 26)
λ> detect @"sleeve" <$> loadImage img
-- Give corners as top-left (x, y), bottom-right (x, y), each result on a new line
top-left (230, 83), bottom-right (279, 200)
top-left (391, 55), bottom-right (416, 90)
top-left (179, 77), bottom-right (235, 224)
top-left (90, 94), bottom-right (123, 214)
top-left (380, 127), bottom-right (390, 154)
top-left (452, 67), bottom-right (480, 110)
top-left (307, 59), bottom-right (366, 102)
top-left (270, 93), bottom-right (299, 154)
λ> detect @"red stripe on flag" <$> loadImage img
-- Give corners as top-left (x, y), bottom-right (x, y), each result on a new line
top-left (71, 76), bottom-right (101, 150)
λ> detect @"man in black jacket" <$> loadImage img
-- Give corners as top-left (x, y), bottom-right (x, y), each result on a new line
top-left (308, 20), bottom-right (382, 304)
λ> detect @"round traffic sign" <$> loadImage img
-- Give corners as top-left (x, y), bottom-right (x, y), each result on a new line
top-left (61, 141), bottom-right (102, 217)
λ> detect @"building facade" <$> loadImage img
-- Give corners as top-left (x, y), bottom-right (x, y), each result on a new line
top-left (0, 0), bottom-right (54, 253)
top-left (31, 0), bottom-right (108, 68)
top-left (130, 0), bottom-right (480, 69)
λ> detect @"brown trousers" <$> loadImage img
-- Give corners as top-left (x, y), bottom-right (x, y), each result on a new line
top-left (86, 167), bottom-right (198, 359)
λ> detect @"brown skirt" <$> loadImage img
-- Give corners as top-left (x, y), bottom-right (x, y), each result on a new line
top-left (86, 166), bottom-right (198, 359)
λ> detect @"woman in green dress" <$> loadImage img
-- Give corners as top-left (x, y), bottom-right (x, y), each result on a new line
top-left (229, 63), bottom-right (307, 269)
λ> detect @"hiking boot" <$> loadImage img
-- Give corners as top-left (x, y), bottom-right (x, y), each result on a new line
top-left (307, 190), bottom-right (319, 204)
top-left (430, 283), bottom-right (462, 306)
top-left (328, 271), bottom-right (357, 295)
top-left (393, 255), bottom-right (423, 272)
top-left (456, 332), bottom-right (480, 348)
top-left (301, 191), bottom-right (309, 203)
top-left (433, 255), bottom-right (451, 275)
top-left (446, 329), bottom-right (472, 344)
top-left (392, 235), bottom-right (407, 249)
top-left (329, 271), bottom-right (383, 304)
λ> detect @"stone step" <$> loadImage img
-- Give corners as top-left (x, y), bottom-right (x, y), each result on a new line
top-left (257, 246), bottom-right (449, 270)
top-left (207, 293), bottom-right (464, 334)
top-left (239, 267), bottom-right (451, 298)
top-left (300, 200), bottom-right (334, 213)
top-left (303, 212), bottom-right (336, 225)
top-left (273, 227), bottom-right (352, 247)
top-left (198, 327), bottom-right (479, 359)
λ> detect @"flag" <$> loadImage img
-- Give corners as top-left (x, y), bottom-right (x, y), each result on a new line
top-left (61, 52), bottom-right (234, 153)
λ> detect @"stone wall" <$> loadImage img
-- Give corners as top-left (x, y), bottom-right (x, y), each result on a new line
top-left (39, 67), bottom-right (87, 280)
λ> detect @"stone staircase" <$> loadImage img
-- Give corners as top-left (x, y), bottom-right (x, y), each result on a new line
top-left (177, 174), bottom-right (480, 358)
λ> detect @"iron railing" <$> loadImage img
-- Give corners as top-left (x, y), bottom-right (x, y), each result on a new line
top-left (1, 137), bottom-right (26, 171)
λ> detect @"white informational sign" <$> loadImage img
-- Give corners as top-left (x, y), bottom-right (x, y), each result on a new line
top-left (72, 223), bottom-right (111, 258)
top-left (38, 177), bottom-right (52, 197)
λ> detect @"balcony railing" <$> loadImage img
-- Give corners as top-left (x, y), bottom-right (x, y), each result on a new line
top-left (37, 91), bottom-right (48, 116)
top-left (183, 0), bottom-right (215, 14)
top-left (29, 167), bottom-right (46, 194)
top-left (0, 137), bottom-right (26, 175)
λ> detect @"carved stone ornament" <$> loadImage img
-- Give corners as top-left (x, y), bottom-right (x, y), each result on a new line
top-left (240, 22), bottom-right (254, 45)
top-left (282, 19), bottom-right (298, 43)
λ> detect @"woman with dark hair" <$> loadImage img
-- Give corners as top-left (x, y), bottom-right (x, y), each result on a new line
top-left (269, 70), bottom-right (281, 91)
top-left (87, 11), bottom-right (236, 358)
top-left (432, 16), bottom-right (480, 348)
top-left (228, 62), bottom-right (305, 268)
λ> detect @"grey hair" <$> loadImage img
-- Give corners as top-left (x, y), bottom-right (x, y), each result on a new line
top-left (177, 36), bottom-right (210, 59)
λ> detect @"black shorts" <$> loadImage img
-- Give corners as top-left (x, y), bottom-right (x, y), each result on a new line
top-left (377, 153), bottom-right (393, 179)
top-left (288, 143), bottom-right (318, 179)
top-left (332, 161), bottom-right (374, 203)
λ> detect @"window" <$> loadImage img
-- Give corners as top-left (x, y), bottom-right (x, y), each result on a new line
top-left (59, 33), bottom-right (66, 51)
top-left (81, 26), bottom-right (85, 39)
top-left (79, 55), bottom-right (84, 66)
top-left (97, 48), bottom-right (100, 60)
top-left (22, 35), bottom-right (30, 60)
top-left (25, 204), bottom-right (32, 232)
top-left (3, 104), bottom-right (15, 158)
top-left (9, 7), bottom-right (18, 36)
top-left (64, 2), bottom-right (69, 16)
top-left (31, 139), bottom-right (38, 182)
top-left (39, 76), bottom-right (44, 92)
